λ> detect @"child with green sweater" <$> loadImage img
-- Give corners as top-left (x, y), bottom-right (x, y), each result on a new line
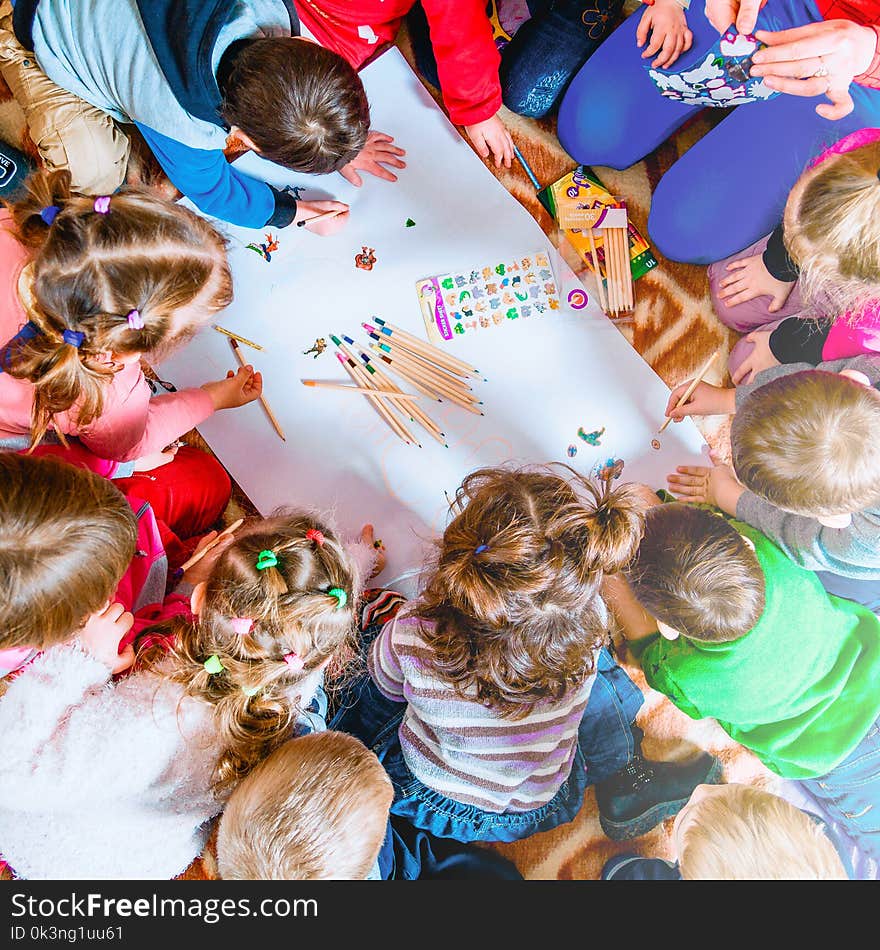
top-left (603, 500), bottom-right (880, 859)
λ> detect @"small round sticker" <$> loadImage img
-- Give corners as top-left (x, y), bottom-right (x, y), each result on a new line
top-left (567, 444), bottom-right (578, 458)
top-left (651, 439), bottom-right (661, 451)
top-left (567, 288), bottom-right (588, 310)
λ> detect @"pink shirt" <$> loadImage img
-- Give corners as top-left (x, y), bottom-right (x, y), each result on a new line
top-left (0, 212), bottom-right (214, 462)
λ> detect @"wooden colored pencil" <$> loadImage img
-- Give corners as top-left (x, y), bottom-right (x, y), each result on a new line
top-left (367, 342), bottom-right (478, 403)
top-left (213, 324), bottom-right (264, 351)
top-left (659, 349), bottom-right (721, 433)
top-left (369, 350), bottom-right (448, 402)
top-left (229, 338), bottom-right (286, 441)
top-left (179, 517), bottom-right (245, 572)
top-left (336, 342), bottom-right (421, 446)
top-left (334, 352), bottom-right (414, 445)
top-left (300, 379), bottom-right (422, 402)
top-left (367, 319), bottom-right (482, 378)
top-left (370, 336), bottom-right (476, 398)
top-left (587, 228), bottom-right (608, 313)
top-left (369, 345), bottom-right (483, 416)
top-left (296, 207), bottom-right (345, 228)
top-left (612, 228), bottom-right (628, 313)
top-left (614, 227), bottom-right (633, 310)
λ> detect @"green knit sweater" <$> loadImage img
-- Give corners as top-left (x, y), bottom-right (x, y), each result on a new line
top-left (635, 520), bottom-right (880, 779)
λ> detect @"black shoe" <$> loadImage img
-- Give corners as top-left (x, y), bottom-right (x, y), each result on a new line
top-left (595, 751), bottom-right (723, 841)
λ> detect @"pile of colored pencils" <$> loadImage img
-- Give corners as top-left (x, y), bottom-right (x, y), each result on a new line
top-left (588, 217), bottom-right (634, 319)
top-left (301, 318), bottom-right (484, 447)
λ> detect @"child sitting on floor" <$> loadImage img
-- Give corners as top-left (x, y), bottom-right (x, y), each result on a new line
top-left (216, 731), bottom-right (522, 879)
top-left (331, 466), bottom-right (721, 845)
top-left (663, 356), bottom-right (880, 607)
top-left (710, 129), bottom-right (880, 385)
top-left (602, 783), bottom-right (850, 880)
top-left (0, 502), bottom-right (377, 879)
top-left (604, 501), bottom-right (880, 861)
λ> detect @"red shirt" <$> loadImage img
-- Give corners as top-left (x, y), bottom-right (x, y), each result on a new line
top-left (296, 0), bottom-right (502, 126)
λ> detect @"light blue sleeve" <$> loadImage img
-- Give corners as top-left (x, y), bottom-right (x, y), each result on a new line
top-left (134, 122), bottom-right (275, 228)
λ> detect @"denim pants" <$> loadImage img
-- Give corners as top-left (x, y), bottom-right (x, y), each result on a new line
top-left (800, 718), bottom-right (880, 862)
top-left (0, 136), bottom-right (31, 200)
top-left (330, 609), bottom-right (645, 843)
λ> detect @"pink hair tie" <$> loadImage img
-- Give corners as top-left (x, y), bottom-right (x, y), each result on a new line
top-left (283, 652), bottom-right (305, 672)
top-left (126, 309), bottom-right (144, 330)
top-left (230, 617), bottom-right (253, 635)
top-left (305, 528), bottom-right (325, 547)
top-left (93, 196), bottom-right (111, 214)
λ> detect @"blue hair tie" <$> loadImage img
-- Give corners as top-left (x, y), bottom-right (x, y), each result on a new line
top-left (474, 544), bottom-right (489, 554)
top-left (62, 329), bottom-right (84, 348)
top-left (39, 205), bottom-right (61, 226)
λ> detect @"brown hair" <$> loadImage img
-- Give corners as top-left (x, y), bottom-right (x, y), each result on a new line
top-left (220, 38), bottom-right (370, 173)
top-left (413, 465), bottom-right (645, 717)
top-left (731, 370), bottom-right (880, 517)
top-left (677, 784), bottom-right (847, 880)
top-left (784, 141), bottom-right (880, 319)
top-left (137, 511), bottom-right (360, 792)
top-left (1, 170), bottom-right (233, 447)
top-left (625, 504), bottom-right (765, 644)
top-left (0, 452), bottom-right (137, 651)
top-left (216, 732), bottom-right (393, 880)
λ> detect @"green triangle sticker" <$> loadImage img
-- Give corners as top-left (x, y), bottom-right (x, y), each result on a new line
top-left (405, 218), bottom-right (416, 227)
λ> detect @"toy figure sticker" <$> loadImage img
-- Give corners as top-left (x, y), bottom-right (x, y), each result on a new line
top-left (647, 29), bottom-right (779, 107)
top-left (416, 251), bottom-right (560, 344)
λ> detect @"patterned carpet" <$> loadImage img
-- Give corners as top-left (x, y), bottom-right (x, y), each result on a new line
top-left (0, 20), bottom-right (778, 882)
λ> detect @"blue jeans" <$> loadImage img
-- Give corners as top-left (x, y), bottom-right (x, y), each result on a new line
top-left (817, 573), bottom-right (880, 613)
top-left (800, 718), bottom-right (880, 862)
top-left (0, 137), bottom-right (32, 200)
top-left (557, 0), bottom-right (880, 263)
top-left (330, 618), bottom-right (645, 843)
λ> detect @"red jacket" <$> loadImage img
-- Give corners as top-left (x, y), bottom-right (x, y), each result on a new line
top-left (296, 0), bottom-right (501, 126)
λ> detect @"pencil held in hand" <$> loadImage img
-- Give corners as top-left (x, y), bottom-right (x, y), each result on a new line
top-left (659, 349), bottom-right (721, 433)
top-left (229, 338), bottom-right (286, 441)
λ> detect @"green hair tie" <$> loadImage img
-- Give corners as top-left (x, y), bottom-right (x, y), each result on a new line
top-left (203, 654), bottom-right (225, 675)
top-left (256, 550), bottom-right (278, 571)
top-left (241, 684), bottom-right (260, 697)
top-left (328, 587), bottom-right (348, 610)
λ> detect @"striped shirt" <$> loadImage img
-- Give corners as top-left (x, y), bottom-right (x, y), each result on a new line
top-left (368, 611), bottom-right (596, 814)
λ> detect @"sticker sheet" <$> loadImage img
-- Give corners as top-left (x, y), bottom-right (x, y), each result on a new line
top-left (416, 250), bottom-right (560, 344)
top-left (647, 29), bottom-right (779, 107)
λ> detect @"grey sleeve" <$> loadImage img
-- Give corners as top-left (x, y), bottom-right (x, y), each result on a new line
top-left (736, 355), bottom-right (880, 409)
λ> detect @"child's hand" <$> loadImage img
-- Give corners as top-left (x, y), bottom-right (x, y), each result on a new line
top-left (664, 380), bottom-right (736, 421)
top-left (360, 523), bottom-right (386, 579)
top-left (717, 253), bottom-right (796, 311)
top-left (637, 0), bottom-right (693, 69)
top-left (78, 601), bottom-right (135, 673)
top-left (294, 200), bottom-right (350, 235)
top-left (731, 329), bottom-right (781, 385)
top-left (201, 366), bottom-right (263, 410)
top-left (465, 114), bottom-right (514, 169)
top-left (132, 444), bottom-right (179, 472)
top-left (666, 460), bottom-right (745, 514)
top-left (182, 530), bottom-right (237, 587)
top-left (339, 131), bottom-right (407, 187)
top-left (705, 0), bottom-right (762, 34)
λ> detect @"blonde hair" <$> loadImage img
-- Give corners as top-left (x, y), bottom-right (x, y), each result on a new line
top-left (216, 732), bottom-right (393, 880)
top-left (1, 170), bottom-right (233, 447)
top-left (676, 785), bottom-right (847, 880)
top-left (731, 370), bottom-right (880, 517)
top-left (136, 511), bottom-right (360, 792)
top-left (785, 142), bottom-right (880, 319)
top-left (0, 452), bottom-right (137, 651)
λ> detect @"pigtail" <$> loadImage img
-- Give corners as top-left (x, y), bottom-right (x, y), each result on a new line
top-left (575, 476), bottom-right (645, 575)
top-left (4, 169), bottom-right (73, 249)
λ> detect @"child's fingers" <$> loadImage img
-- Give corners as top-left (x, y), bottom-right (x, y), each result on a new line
top-left (731, 361), bottom-right (751, 386)
top-left (673, 465), bottom-right (709, 478)
top-left (724, 258), bottom-right (751, 275)
top-left (642, 29), bottom-right (666, 60)
top-left (683, 28), bottom-right (693, 51)
top-left (339, 164), bottom-right (364, 188)
top-left (360, 523), bottom-right (375, 546)
top-left (636, 10), bottom-right (652, 46)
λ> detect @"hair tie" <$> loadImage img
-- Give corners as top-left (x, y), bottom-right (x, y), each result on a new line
top-left (327, 587), bottom-right (348, 610)
top-left (62, 329), bottom-right (84, 348)
top-left (126, 309), bottom-right (144, 330)
top-left (241, 684), bottom-right (260, 697)
top-left (474, 544), bottom-right (489, 554)
top-left (93, 195), bottom-right (111, 214)
top-left (305, 528), bottom-right (325, 547)
top-left (39, 204), bottom-right (60, 226)
top-left (283, 652), bottom-right (305, 671)
top-left (203, 654), bottom-right (225, 675)
top-left (230, 617), bottom-right (253, 635)
top-left (256, 550), bottom-right (278, 571)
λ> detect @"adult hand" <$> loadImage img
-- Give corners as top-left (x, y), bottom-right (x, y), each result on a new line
top-left (637, 0), bottom-right (693, 69)
top-left (717, 253), bottom-right (796, 310)
top-left (666, 460), bottom-right (745, 514)
top-left (731, 329), bottom-right (780, 385)
top-left (664, 380), bottom-right (737, 421)
top-left (293, 200), bottom-right (350, 235)
top-left (132, 444), bottom-right (179, 473)
top-left (360, 523), bottom-right (386, 578)
top-left (750, 20), bottom-right (877, 120)
top-left (78, 601), bottom-right (135, 674)
top-left (201, 365), bottom-right (263, 410)
top-left (705, 0), bottom-right (765, 35)
top-left (465, 114), bottom-right (514, 169)
top-left (339, 131), bottom-right (407, 187)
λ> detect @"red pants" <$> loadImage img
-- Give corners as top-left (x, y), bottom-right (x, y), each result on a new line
top-left (115, 446), bottom-right (232, 571)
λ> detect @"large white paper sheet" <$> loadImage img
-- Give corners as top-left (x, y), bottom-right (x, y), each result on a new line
top-left (157, 48), bottom-right (706, 592)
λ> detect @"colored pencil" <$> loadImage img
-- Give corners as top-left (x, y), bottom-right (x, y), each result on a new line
top-left (368, 349), bottom-right (446, 402)
top-left (300, 379), bottom-right (423, 402)
top-left (586, 228), bottom-right (608, 313)
top-left (334, 351), bottom-right (414, 445)
top-left (614, 226), bottom-right (634, 310)
top-left (229, 338), bottom-right (286, 441)
top-left (369, 344), bottom-right (483, 416)
top-left (179, 517), bottom-right (245, 572)
top-left (659, 349), bottom-right (721, 433)
top-left (368, 318), bottom-right (482, 378)
top-left (365, 333), bottom-right (477, 396)
top-left (296, 207), bottom-right (346, 228)
top-left (366, 342), bottom-right (478, 402)
top-left (213, 324), bottom-right (264, 351)
top-left (512, 144), bottom-right (541, 191)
